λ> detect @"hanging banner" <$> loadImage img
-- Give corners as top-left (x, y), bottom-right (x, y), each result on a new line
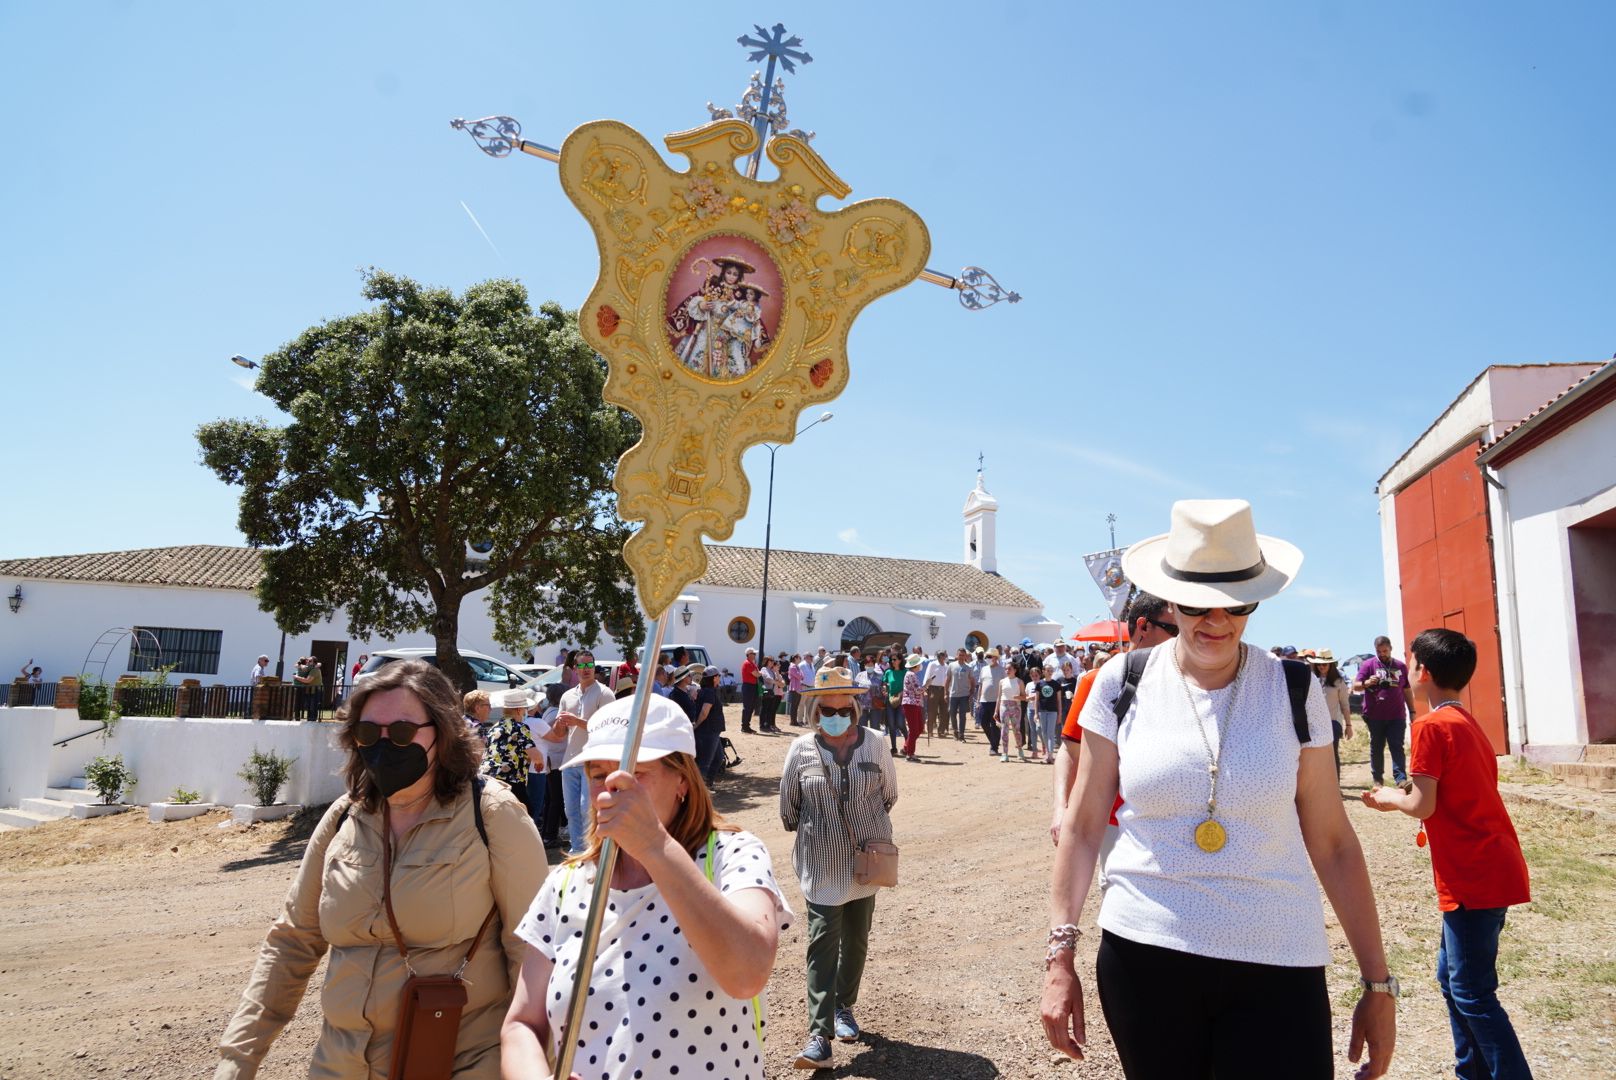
top-left (560, 118), bottom-right (930, 615)
top-left (1083, 547), bottom-right (1131, 620)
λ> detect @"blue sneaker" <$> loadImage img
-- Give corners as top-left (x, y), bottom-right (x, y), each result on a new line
top-left (794, 1034), bottom-right (833, 1069)
top-left (833, 1007), bottom-right (860, 1042)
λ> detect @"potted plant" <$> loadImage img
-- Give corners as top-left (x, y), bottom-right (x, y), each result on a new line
top-left (76, 754), bottom-right (136, 818)
top-left (148, 784), bottom-right (216, 823)
top-left (232, 747), bottom-right (301, 823)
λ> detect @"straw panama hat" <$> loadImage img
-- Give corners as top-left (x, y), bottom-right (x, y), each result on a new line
top-left (904, 653), bottom-right (924, 669)
top-left (1308, 649), bottom-right (1337, 664)
top-left (559, 694), bottom-right (695, 771)
top-left (1122, 499), bottom-right (1302, 610)
top-left (800, 666), bottom-right (859, 697)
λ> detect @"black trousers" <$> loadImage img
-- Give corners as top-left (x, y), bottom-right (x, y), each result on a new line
top-left (1096, 930), bottom-right (1332, 1079)
top-left (740, 683), bottom-right (757, 730)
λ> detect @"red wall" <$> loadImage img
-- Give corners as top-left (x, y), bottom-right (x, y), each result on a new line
top-left (1393, 441), bottom-right (1508, 752)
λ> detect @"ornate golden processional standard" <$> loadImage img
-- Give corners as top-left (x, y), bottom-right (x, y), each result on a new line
top-left (453, 25), bottom-right (1015, 1073)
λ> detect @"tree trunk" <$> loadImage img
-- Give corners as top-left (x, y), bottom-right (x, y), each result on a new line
top-left (432, 598), bottom-right (476, 693)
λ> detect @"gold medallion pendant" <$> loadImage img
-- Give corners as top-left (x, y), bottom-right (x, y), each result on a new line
top-left (1194, 818), bottom-right (1227, 853)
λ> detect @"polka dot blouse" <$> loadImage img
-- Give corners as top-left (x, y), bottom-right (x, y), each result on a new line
top-left (514, 829), bottom-right (793, 1080)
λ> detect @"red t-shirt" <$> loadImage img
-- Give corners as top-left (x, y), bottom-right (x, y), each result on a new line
top-left (1060, 667), bottom-right (1121, 827)
top-left (1409, 705), bottom-right (1531, 912)
top-left (741, 659), bottom-right (758, 686)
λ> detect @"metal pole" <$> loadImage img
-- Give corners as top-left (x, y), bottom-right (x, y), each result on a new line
top-left (745, 52), bottom-right (779, 180)
top-left (553, 612), bottom-right (671, 1079)
top-left (757, 444), bottom-right (777, 665)
top-left (275, 629), bottom-right (286, 681)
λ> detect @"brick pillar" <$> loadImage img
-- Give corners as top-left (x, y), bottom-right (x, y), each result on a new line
top-left (253, 677), bottom-right (280, 721)
top-left (56, 676), bottom-right (80, 709)
top-left (177, 678), bottom-right (201, 717)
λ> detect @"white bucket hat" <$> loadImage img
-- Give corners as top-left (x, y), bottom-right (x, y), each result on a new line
top-left (559, 694), bottom-right (695, 771)
top-left (1122, 499), bottom-right (1302, 610)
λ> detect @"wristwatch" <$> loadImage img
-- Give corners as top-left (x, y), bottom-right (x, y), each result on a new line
top-left (1361, 975), bottom-right (1401, 999)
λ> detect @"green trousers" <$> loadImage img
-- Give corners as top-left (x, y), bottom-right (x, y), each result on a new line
top-left (804, 894), bottom-right (877, 1038)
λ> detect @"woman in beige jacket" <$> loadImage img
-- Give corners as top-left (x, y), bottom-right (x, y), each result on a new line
top-left (216, 661), bottom-right (544, 1079)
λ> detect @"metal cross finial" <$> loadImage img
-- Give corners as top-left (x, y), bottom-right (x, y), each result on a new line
top-left (729, 24), bottom-right (812, 179)
top-left (1107, 513), bottom-right (1117, 551)
top-left (978, 451), bottom-right (985, 474)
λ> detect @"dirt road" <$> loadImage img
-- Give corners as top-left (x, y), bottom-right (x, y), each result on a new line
top-left (1, 725), bottom-right (1611, 1078)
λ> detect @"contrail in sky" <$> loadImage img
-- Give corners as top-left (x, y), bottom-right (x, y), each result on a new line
top-left (459, 200), bottom-right (502, 258)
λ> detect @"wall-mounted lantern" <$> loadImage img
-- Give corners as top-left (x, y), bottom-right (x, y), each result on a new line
top-left (6, 585), bottom-right (21, 614)
top-left (680, 602), bottom-right (693, 627)
top-left (804, 611), bottom-right (817, 633)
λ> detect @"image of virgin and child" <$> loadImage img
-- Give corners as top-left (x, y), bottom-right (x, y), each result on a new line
top-left (665, 254), bottom-right (772, 379)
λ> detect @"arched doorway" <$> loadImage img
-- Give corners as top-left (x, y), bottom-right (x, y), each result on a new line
top-left (841, 616), bottom-right (880, 651)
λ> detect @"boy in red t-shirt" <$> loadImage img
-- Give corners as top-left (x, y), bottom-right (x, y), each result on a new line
top-left (1362, 628), bottom-right (1532, 1080)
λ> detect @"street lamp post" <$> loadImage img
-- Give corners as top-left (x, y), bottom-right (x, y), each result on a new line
top-left (757, 412), bottom-right (832, 665)
top-left (228, 354), bottom-right (284, 678)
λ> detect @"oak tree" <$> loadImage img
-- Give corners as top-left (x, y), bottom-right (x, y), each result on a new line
top-left (198, 270), bottom-right (643, 691)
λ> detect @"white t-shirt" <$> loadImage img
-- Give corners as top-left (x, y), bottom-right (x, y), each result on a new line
top-left (923, 659), bottom-right (949, 688)
top-left (526, 708), bottom-right (566, 770)
top-left (1079, 645), bottom-right (1334, 968)
top-left (515, 830), bottom-right (793, 1080)
top-left (557, 681), bottom-right (616, 761)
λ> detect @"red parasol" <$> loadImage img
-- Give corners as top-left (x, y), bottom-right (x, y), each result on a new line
top-left (1071, 619), bottom-right (1129, 643)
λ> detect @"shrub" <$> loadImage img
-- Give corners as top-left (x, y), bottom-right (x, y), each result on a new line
top-left (238, 747), bottom-right (296, 806)
top-left (76, 675), bottom-right (122, 736)
top-left (84, 754), bottom-right (135, 805)
top-left (168, 787), bottom-right (202, 805)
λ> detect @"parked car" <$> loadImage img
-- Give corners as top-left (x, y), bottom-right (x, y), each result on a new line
top-left (354, 648), bottom-right (541, 696)
top-left (655, 644), bottom-right (713, 669)
top-left (511, 664), bottom-right (556, 683)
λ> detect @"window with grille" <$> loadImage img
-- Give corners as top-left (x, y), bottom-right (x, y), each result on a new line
top-left (840, 616), bottom-right (881, 648)
top-left (128, 627), bottom-right (223, 675)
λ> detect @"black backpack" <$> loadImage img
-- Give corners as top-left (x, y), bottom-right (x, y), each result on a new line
top-left (1111, 647), bottom-right (1313, 742)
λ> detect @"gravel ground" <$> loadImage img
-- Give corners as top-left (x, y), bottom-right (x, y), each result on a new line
top-left (0, 724), bottom-right (1611, 1079)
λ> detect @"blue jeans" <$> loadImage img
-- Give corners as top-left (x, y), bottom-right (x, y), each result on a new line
top-left (524, 769), bottom-right (546, 831)
top-left (975, 701), bottom-right (1000, 753)
top-left (1366, 715), bottom-right (1408, 784)
top-left (949, 695), bottom-right (971, 739)
top-left (562, 765), bottom-right (590, 854)
top-left (1437, 906), bottom-right (1532, 1079)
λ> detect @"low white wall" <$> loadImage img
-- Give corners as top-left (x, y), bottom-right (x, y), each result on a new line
top-left (0, 709), bottom-right (349, 808)
top-left (103, 716), bottom-right (349, 806)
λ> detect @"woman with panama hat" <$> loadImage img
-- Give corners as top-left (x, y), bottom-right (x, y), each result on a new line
top-left (779, 666), bottom-right (899, 1070)
top-left (1309, 650), bottom-right (1354, 780)
top-left (1042, 500), bottom-right (1396, 1079)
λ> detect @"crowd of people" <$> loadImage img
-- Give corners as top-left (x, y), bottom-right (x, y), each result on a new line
top-left (210, 497), bottom-right (1535, 1080)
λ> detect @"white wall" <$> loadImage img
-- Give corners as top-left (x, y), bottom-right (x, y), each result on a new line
top-left (1492, 402), bottom-right (1616, 754)
top-left (0, 707), bottom-right (349, 807)
top-left (0, 577), bottom-right (527, 690)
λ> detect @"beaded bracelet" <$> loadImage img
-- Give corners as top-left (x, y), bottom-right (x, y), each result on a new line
top-left (1045, 923), bottom-right (1082, 965)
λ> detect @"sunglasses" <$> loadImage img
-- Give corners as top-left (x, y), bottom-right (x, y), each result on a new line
top-left (353, 719), bottom-right (427, 747)
top-left (1175, 602), bottom-right (1260, 618)
top-left (817, 705), bottom-right (856, 718)
top-left (1145, 617), bottom-right (1180, 637)
top-left (576, 661), bottom-right (595, 669)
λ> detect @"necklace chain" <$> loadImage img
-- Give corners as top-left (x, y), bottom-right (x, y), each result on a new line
top-left (1175, 642), bottom-right (1245, 819)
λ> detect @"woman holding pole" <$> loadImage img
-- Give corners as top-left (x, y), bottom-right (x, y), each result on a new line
top-left (501, 694), bottom-right (793, 1080)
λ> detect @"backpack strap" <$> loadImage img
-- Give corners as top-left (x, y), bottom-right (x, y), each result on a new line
top-left (1111, 647), bottom-right (1153, 723)
top-left (1280, 659), bottom-right (1312, 744)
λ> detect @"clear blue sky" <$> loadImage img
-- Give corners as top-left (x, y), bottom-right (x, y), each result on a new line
top-left (4, 2), bottom-right (1613, 654)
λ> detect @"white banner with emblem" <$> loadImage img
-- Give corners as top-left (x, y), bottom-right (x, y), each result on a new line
top-left (1083, 548), bottom-right (1131, 620)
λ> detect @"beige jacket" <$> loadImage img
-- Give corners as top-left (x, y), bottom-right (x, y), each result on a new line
top-left (216, 779), bottom-right (544, 1079)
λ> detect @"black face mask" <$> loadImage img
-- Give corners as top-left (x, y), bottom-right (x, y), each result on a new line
top-left (359, 741), bottom-right (430, 798)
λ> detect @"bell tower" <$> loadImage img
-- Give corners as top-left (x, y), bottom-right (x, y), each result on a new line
top-left (963, 463), bottom-right (999, 574)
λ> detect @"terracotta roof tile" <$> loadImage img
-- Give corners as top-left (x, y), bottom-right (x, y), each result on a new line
top-left (696, 545), bottom-right (1039, 607)
top-left (0, 545), bottom-right (264, 591)
top-left (0, 542), bottom-right (1042, 609)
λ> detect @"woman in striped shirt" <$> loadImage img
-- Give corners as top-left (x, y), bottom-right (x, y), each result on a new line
top-left (779, 666), bottom-right (899, 1070)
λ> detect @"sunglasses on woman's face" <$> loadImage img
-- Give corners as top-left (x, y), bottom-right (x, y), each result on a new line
top-left (1175, 602), bottom-right (1260, 618)
top-left (353, 719), bottom-right (427, 747)
top-left (817, 705), bottom-right (856, 718)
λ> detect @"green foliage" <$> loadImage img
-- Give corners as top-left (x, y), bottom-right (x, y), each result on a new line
top-left (139, 663), bottom-right (178, 688)
top-left (75, 674), bottom-right (122, 736)
top-left (238, 746), bottom-right (296, 806)
top-left (197, 270), bottom-right (644, 691)
top-left (168, 786), bottom-right (202, 805)
top-left (84, 754), bottom-right (135, 805)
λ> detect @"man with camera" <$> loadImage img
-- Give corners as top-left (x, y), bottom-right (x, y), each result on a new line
top-left (1353, 635), bottom-right (1416, 788)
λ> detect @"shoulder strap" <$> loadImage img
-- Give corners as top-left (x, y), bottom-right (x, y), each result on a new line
top-left (1111, 647), bottom-right (1153, 723)
top-left (471, 775), bottom-right (489, 848)
top-left (380, 792), bottom-right (499, 975)
top-left (1281, 659), bottom-right (1312, 743)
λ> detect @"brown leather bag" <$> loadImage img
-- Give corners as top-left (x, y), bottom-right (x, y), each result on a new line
top-left (832, 767), bottom-right (899, 888)
top-left (380, 800), bottom-right (499, 1080)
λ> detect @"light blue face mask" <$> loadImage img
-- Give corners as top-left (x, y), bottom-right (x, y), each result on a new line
top-left (819, 713), bottom-right (853, 737)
